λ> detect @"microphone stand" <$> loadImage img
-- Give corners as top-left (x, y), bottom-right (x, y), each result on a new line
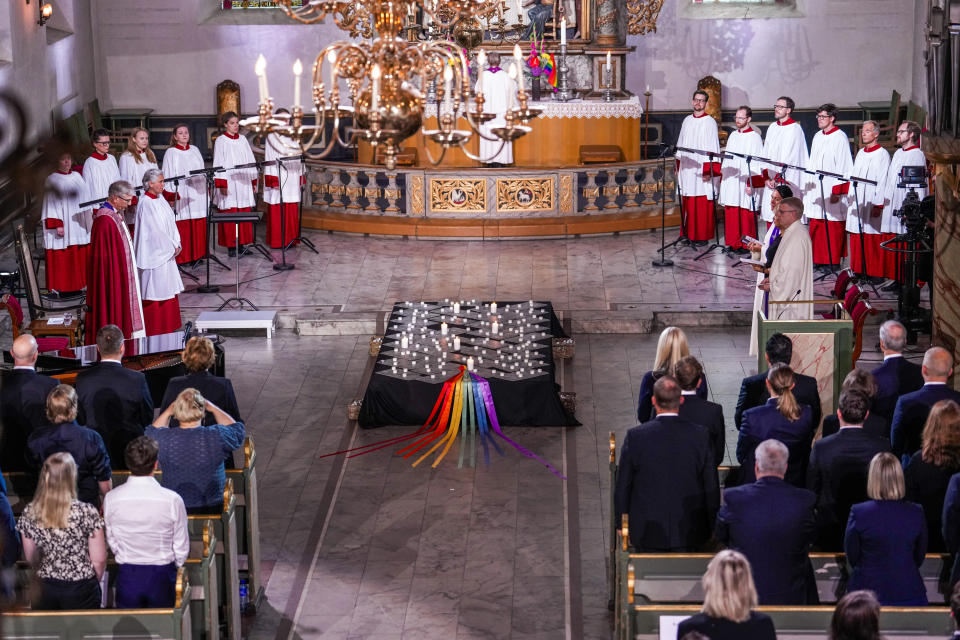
top-left (188, 165), bottom-right (231, 294)
top-left (224, 160), bottom-right (274, 263)
top-left (694, 150), bottom-right (734, 262)
top-left (272, 156), bottom-right (294, 271)
top-left (811, 168), bottom-right (845, 282)
top-left (724, 149), bottom-right (760, 245)
top-left (848, 173), bottom-right (879, 294)
top-left (284, 155), bottom-right (317, 255)
top-left (652, 144), bottom-right (675, 268)
top-left (170, 174), bottom-right (199, 284)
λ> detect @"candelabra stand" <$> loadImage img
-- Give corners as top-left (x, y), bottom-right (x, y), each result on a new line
top-left (602, 67), bottom-right (614, 103)
top-left (554, 43), bottom-right (574, 102)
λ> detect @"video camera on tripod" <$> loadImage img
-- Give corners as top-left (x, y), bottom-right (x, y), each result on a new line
top-left (895, 165), bottom-right (933, 242)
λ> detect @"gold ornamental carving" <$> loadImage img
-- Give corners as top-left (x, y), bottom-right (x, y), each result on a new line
top-left (496, 178), bottom-right (554, 212)
top-left (559, 174), bottom-right (574, 213)
top-left (409, 174), bottom-right (425, 215)
top-left (626, 0), bottom-right (665, 35)
top-left (430, 178), bottom-right (486, 213)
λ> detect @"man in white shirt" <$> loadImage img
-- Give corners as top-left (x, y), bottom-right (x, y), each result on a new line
top-left (719, 106), bottom-right (763, 252)
top-left (676, 90), bottom-right (720, 243)
top-left (104, 435), bottom-right (189, 608)
top-left (802, 103), bottom-right (853, 269)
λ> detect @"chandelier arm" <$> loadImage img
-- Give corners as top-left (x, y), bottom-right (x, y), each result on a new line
top-left (457, 138), bottom-right (507, 163)
top-left (421, 141), bottom-right (449, 167)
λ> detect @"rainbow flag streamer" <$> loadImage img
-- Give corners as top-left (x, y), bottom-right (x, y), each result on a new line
top-left (319, 366), bottom-right (565, 478)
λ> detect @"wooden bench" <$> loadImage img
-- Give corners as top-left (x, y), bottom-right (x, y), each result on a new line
top-left (184, 521), bottom-right (220, 640)
top-left (225, 437), bottom-right (263, 609)
top-left (579, 144), bottom-right (624, 164)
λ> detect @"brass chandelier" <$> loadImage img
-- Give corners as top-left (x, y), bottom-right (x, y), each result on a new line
top-left (240, 0), bottom-right (541, 169)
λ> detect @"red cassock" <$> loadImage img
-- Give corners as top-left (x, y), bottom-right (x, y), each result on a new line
top-left (85, 208), bottom-right (145, 343)
top-left (45, 244), bottom-right (91, 292)
top-left (807, 218), bottom-right (846, 265)
top-left (264, 174), bottom-right (301, 248)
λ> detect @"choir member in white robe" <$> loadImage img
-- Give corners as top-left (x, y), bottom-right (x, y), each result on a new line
top-left (675, 90), bottom-right (720, 242)
top-left (134, 169), bottom-right (183, 337)
top-left (118, 127), bottom-right (159, 230)
top-left (263, 126), bottom-right (304, 249)
top-left (802, 104), bottom-right (853, 267)
top-left (748, 185), bottom-right (793, 356)
top-left (82, 129), bottom-right (121, 216)
top-left (719, 106), bottom-right (763, 251)
top-left (845, 121), bottom-right (890, 279)
top-left (757, 97), bottom-right (808, 225)
top-left (161, 124), bottom-right (208, 263)
top-left (877, 120), bottom-right (927, 281)
top-left (759, 197), bottom-right (814, 322)
top-left (475, 53), bottom-right (517, 166)
top-left (213, 112), bottom-right (258, 254)
top-left (42, 153), bottom-right (91, 292)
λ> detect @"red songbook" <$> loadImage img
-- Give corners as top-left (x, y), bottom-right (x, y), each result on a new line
top-left (702, 161), bottom-right (722, 176)
top-left (831, 182), bottom-right (850, 195)
top-left (761, 169), bottom-right (772, 181)
top-left (44, 219), bottom-right (64, 229)
top-left (129, 196), bottom-right (138, 207)
top-left (749, 175), bottom-right (766, 189)
top-left (162, 190), bottom-right (180, 202)
top-left (872, 205), bottom-right (883, 216)
top-left (214, 179), bottom-right (228, 189)
top-left (264, 175), bottom-right (280, 188)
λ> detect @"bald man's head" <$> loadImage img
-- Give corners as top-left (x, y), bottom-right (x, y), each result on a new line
top-left (923, 347), bottom-right (954, 381)
top-left (10, 334), bottom-right (39, 366)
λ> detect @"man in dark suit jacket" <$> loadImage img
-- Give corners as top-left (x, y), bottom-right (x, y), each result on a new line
top-left (674, 355), bottom-right (726, 466)
top-left (75, 324), bottom-right (153, 470)
top-left (717, 439), bottom-right (818, 604)
top-left (808, 389), bottom-right (891, 550)
top-left (0, 335), bottom-right (58, 471)
top-left (735, 333), bottom-right (821, 431)
top-left (871, 320), bottom-right (924, 423)
top-left (615, 375), bottom-right (719, 551)
top-left (890, 346), bottom-right (960, 462)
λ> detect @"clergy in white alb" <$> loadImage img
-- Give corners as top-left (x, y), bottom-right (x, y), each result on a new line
top-left (801, 104), bottom-right (853, 266)
top-left (877, 120), bottom-right (927, 281)
top-left (475, 52), bottom-right (517, 166)
top-left (42, 153), bottom-right (91, 292)
top-left (719, 106), bottom-right (763, 251)
top-left (161, 125), bottom-right (208, 263)
top-left (846, 121), bottom-right (890, 278)
top-left (758, 97), bottom-right (809, 224)
top-left (759, 197), bottom-right (814, 322)
top-left (213, 112), bottom-right (258, 252)
top-left (118, 128), bottom-right (159, 230)
top-left (676, 90), bottom-right (721, 242)
top-left (263, 128), bottom-right (304, 249)
top-left (748, 184), bottom-right (792, 356)
top-left (83, 129), bottom-right (121, 216)
top-left (134, 169), bottom-right (183, 337)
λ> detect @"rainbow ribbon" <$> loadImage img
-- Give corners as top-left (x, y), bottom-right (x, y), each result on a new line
top-left (320, 367), bottom-right (565, 478)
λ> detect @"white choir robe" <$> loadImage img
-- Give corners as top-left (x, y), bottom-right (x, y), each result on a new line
top-left (877, 145), bottom-right (927, 279)
top-left (212, 133), bottom-right (258, 247)
top-left (846, 145), bottom-right (891, 277)
top-left (476, 69), bottom-right (517, 165)
top-left (118, 151), bottom-right (159, 226)
top-left (768, 220), bottom-right (814, 321)
top-left (749, 222), bottom-right (779, 356)
top-left (802, 127), bottom-right (853, 265)
top-left (263, 133), bottom-right (304, 248)
top-left (42, 170), bottom-right (91, 292)
top-left (133, 193), bottom-right (184, 336)
top-left (676, 113), bottom-right (720, 241)
top-left (82, 152), bottom-right (121, 211)
top-left (759, 119), bottom-right (808, 222)
top-left (719, 126), bottom-right (763, 249)
top-left (161, 144), bottom-right (208, 263)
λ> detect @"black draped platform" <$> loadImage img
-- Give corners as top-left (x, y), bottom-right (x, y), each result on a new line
top-left (358, 301), bottom-right (578, 428)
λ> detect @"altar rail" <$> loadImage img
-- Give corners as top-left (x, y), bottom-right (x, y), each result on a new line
top-left (302, 159), bottom-right (680, 238)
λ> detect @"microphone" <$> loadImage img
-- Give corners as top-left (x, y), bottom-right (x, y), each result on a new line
top-left (776, 289), bottom-right (804, 319)
top-left (658, 144), bottom-right (676, 158)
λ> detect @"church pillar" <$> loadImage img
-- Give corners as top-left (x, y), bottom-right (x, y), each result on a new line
top-left (594, 0), bottom-right (618, 45)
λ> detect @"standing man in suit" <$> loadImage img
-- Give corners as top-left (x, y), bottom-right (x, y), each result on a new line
top-left (76, 324), bottom-right (154, 470)
top-left (615, 376), bottom-right (719, 551)
top-left (674, 356), bottom-right (726, 466)
top-left (0, 335), bottom-right (58, 472)
top-left (871, 320), bottom-right (924, 423)
top-left (735, 333), bottom-right (821, 431)
top-left (716, 439), bottom-right (818, 604)
top-left (808, 390), bottom-right (891, 549)
top-left (891, 346), bottom-right (960, 462)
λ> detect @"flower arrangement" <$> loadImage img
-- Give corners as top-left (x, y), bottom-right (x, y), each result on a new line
top-left (525, 34), bottom-right (557, 89)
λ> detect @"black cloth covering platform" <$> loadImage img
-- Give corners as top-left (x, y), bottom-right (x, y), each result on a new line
top-left (358, 301), bottom-right (578, 428)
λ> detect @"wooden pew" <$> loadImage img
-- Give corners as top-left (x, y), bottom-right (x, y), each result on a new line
top-left (184, 520), bottom-right (220, 640)
top-left (3, 567), bottom-right (193, 640)
top-left (225, 436), bottom-right (262, 609)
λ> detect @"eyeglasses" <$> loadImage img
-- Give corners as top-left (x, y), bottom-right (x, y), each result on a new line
top-left (773, 104), bottom-right (789, 109)
top-left (692, 98), bottom-right (707, 103)
top-left (816, 114), bottom-right (831, 119)
top-left (93, 140), bottom-right (110, 146)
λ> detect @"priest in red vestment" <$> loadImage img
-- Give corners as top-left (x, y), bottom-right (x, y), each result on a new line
top-left (85, 180), bottom-right (146, 344)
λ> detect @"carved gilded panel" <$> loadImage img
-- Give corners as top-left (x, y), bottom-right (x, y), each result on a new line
top-left (559, 174), bottom-right (574, 214)
top-left (429, 178), bottom-right (486, 213)
top-left (495, 177), bottom-right (554, 212)
top-left (409, 174), bottom-right (425, 216)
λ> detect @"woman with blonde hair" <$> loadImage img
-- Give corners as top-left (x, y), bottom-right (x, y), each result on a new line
top-left (845, 452), bottom-right (927, 605)
top-left (636, 327), bottom-right (708, 421)
top-left (676, 550), bottom-right (776, 639)
top-left (16, 452), bottom-right (107, 609)
top-left (737, 364), bottom-right (814, 486)
top-left (118, 127), bottom-right (158, 230)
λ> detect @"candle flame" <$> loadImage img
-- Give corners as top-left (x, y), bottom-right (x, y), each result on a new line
top-left (293, 59), bottom-right (303, 75)
top-left (255, 54), bottom-right (266, 76)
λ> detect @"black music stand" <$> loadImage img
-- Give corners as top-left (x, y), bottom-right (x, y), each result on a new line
top-left (848, 173), bottom-right (880, 293)
top-left (214, 209), bottom-right (263, 311)
top-left (652, 145), bottom-right (675, 268)
top-left (694, 151), bottom-right (731, 261)
top-left (188, 166), bottom-right (231, 294)
top-left (166, 175), bottom-right (199, 284)
top-left (227, 160), bottom-right (274, 263)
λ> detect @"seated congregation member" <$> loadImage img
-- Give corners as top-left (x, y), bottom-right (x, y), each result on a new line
top-left (147, 389), bottom-right (244, 513)
top-left (737, 364), bottom-right (814, 487)
top-left (26, 385), bottom-right (112, 509)
top-left (676, 550), bottom-right (777, 640)
top-left (820, 368), bottom-right (888, 440)
top-left (735, 332), bottom-right (821, 431)
top-left (828, 590), bottom-right (882, 640)
top-left (76, 324), bottom-right (154, 469)
top-left (716, 439), bottom-right (818, 605)
top-left (17, 452), bottom-right (107, 610)
top-left (808, 390), bottom-right (891, 549)
top-left (942, 469), bottom-right (960, 588)
top-left (871, 319), bottom-right (924, 423)
top-left (636, 326), bottom-right (708, 422)
top-left (674, 355), bottom-right (726, 466)
top-left (905, 400), bottom-right (960, 552)
top-left (104, 436), bottom-right (189, 608)
top-left (160, 336), bottom-right (241, 426)
top-left (845, 452), bottom-right (928, 605)
top-left (615, 376), bottom-right (719, 551)
top-left (0, 334), bottom-right (58, 472)
top-left (891, 346), bottom-right (960, 462)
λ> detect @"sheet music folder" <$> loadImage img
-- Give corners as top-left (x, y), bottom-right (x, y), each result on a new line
top-left (213, 210), bottom-right (262, 224)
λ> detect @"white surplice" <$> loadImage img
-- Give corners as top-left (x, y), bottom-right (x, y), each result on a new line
top-left (768, 220), bottom-right (814, 321)
top-left (119, 151), bottom-right (159, 225)
top-left (676, 113), bottom-right (720, 198)
top-left (263, 134), bottom-right (304, 205)
top-left (213, 133), bottom-right (258, 210)
top-left (759, 119), bottom-right (809, 222)
top-left (42, 171), bottom-right (90, 250)
top-left (846, 145), bottom-right (891, 235)
top-left (719, 126), bottom-right (763, 210)
top-left (801, 128), bottom-right (854, 222)
top-left (878, 146), bottom-right (927, 234)
top-left (476, 68), bottom-right (517, 165)
top-left (81, 153), bottom-right (121, 210)
top-left (161, 145), bottom-right (207, 220)
top-left (133, 193), bottom-right (184, 301)
top-left (748, 222), bottom-right (780, 356)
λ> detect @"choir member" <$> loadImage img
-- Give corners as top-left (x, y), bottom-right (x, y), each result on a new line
top-left (161, 124), bottom-right (207, 264)
top-left (42, 153), bottom-right (90, 293)
top-left (719, 106), bottom-right (763, 252)
top-left (134, 169), bottom-right (184, 337)
top-left (263, 119), bottom-right (304, 249)
top-left (846, 121), bottom-right (890, 280)
top-left (476, 52), bottom-right (517, 168)
top-left (878, 120), bottom-right (927, 286)
top-left (212, 111), bottom-right (258, 257)
top-left (118, 128), bottom-right (158, 230)
top-left (757, 97), bottom-right (808, 227)
top-left (82, 129), bottom-right (121, 219)
top-left (675, 90), bottom-right (720, 243)
top-left (802, 104), bottom-right (853, 269)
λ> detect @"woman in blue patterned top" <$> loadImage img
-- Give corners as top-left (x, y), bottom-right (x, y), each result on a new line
top-left (146, 388), bottom-right (244, 513)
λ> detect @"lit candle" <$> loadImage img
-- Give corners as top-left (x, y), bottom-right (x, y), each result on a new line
top-left (255, 54), bottom-right (268, 104)
top-left (370, 63), bottom-right (381, 111)
top-left (441, 322), bottom-right (448, 335)
top-left (606, 51), bottom-right (612, 72)
top-left (507, 65), bottom-right (517, 109)
top-left (492, 321), bottom-right (499, 334)
top-left (453, 302), bottom-right (460, 314)
top-left (646, 84), bottom-right (651, 93)
top-left (443, 64), bottom-right (453, 113)
top-left (453, 336), bottom-right (461, 351)
top-left (467, 356), bottom-right (475, 371)
top-left (513, 43), bottom-right (522, 67)
top-left (401, 336), bottom-right (409, 349)
top-left (560, 17), bottom-right (567, 45)
top-left (327, 50), bottom-right (337, 94)
top-left (292, 58), bottom-right (303, 109)
top-left (490, 301), bottom-right (497, 314)
top-left (476, 50), bottom-right (486, 94)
